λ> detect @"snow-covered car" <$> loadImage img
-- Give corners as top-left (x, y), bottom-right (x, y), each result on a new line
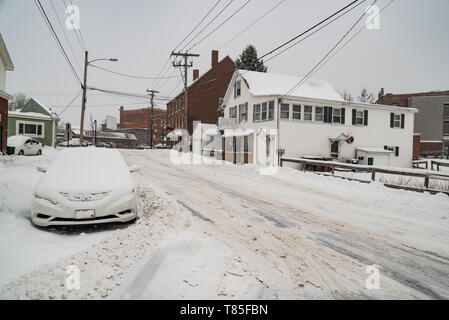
top-left (31, 148), bottom-right (140, 227)
top-left (7, 135), bottom-right (43, 156)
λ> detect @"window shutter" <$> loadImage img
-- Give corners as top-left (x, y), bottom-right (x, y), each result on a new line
top-left (395, 147), bottom-right (399, 157)
top-left (352, 109), bottom-right (356, 125)
top-left (324, 107), bottom-right (332, 123)
top-left (384, 145), bottom-right (388, 150)
top-left (401, 114), bottom-right (405, 128)
top-left (390, 113), bottom-right (394, 128)
top-left (341, 108), bottom-right (345, 124)
top-left (364, 110), bottom-right (368, 126)
top-left (233, 82), bottom-right (236, 99)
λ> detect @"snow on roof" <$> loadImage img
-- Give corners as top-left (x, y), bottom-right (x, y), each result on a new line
top-left (8, 111), bottom-right (52, 119)
top-left (357, 147), bottom-right (393, 154)
top-left (27, 97), bottom-right (55, 117)
top-left (239, 70), bottom-right (345, 102)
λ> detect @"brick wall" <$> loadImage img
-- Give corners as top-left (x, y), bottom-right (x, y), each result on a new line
top-left (119, 106), bottom-right (167, 145)
top-left (377, 89), bottom-right (449, 107)
top-left (167, 50), bottom-right (235, 135)
top-left (413, 134), bottom-right (420, 160)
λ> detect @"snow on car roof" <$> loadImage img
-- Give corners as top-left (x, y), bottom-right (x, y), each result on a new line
top-left (7, 135), bottom-right (30, 147)
top-left (40, 147), bottom-right (133, 193)
top-left (240, 70), bottom-right (345, 101)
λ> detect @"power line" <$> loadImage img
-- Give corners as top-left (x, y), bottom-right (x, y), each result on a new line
top-left (58, 89), bottom-right (82, 116)
top-left (173, 0), bottom-right (223, 52)
top-left (264, 0), bottom-right (368, 63)
top-left (49, 0), bottom-right (82, 73)
top-left (307, 0), bottom-right (395, 81)
top-left (282, 0), bottom-right (378, 99)
top-left (34, 0), bottom-right (82, 84)
top-left (259, 0), bottom-right (360, 60)
top-left (90, 64), bottom-right (181, 80)
top-left (88, 86), bottom-right (174, 100)
top-left (179, 0), bottom-right (235, 52)
top-left (187, 0), bottom-right (253, 51)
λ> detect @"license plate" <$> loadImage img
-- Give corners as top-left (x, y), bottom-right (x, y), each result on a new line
top-left (75, 209), bottom-right (95, 219)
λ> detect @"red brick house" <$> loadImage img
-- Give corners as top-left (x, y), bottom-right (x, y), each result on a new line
top-left (0, 33), bottom-right (14, 154)
top-left (166, 50), bottom-right (235, 141)
top-left (119, 106), bottom-right (167, 146)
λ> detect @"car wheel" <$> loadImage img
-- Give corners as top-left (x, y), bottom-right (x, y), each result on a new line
top-left (37, 149), bottom-right (42, 156)
top-left (18, 150), bottom-right (24, 155)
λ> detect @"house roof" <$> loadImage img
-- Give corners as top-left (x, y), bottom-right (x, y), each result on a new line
top-left (8, 110), bottom-right (53, 120)
top-left (239, 70), bottom-right (345, 101)
top-left (0, 33), bottom-right (14, 71)
top-left (223, 70), bottom-right (418, 113)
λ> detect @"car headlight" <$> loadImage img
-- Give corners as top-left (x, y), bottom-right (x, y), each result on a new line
top-left (35, 192), bottom-right (59, 205)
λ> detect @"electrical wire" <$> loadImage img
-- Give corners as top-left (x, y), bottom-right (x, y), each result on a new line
top-left (90, 64), bottom-right (181, 80)
top-left (58, 89), bottom-right (82, 116)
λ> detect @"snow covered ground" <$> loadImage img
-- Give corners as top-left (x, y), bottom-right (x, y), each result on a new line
top-left (1, 149), bottom-right (449, 299)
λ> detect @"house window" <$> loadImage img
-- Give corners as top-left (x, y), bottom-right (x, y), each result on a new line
top-left (261, 102), bottom-right (267, 120)
top-left (253, 104), bottom-right (261, 122)
top-left (280, 103), bottom-right (290, 119)
top-left (333, 108), bottom-right (341, 123)
top-left (18, 122), bottom-right (43, 137)
top-left (393, 114), bottom-right (401, 127)
top-left (234, 80), bottom-right (241, 98)
top-left (292, 105), bottom-right (301, 120)
top-left (239, 103), bottom-right (248, 122)
top-left (315, 107), bottom-right (323, 122)
top-left (356, 110), bottom-right (364, 125)
top-left (444, 104), bottom-right (449, 135)
top-left (268, 101), bottom-right (274, 120)
top-left (384, 145), bottom-right (400, 157)
top-left (229, 106), bottom-right (237, 119)
top-left (304, 106), bottom-right (312, 121)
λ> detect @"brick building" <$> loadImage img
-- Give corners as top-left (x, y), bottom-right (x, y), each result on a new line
top-left (166, 50), bottom-right (235, 141)
top-left (119, 106), bottom-right (167, 147)
top-left (377, 88), bottom-right (449, 158)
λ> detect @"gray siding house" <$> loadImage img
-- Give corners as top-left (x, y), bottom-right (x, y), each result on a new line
top-left (409, 96), bottom-right (449, 156)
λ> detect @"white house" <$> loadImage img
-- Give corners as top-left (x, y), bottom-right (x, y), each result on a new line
top-left (218, 70), bottom-right (417, 168)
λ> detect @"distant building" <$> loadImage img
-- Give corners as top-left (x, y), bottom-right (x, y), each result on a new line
top-left (166, 50), bottom-right (234, 142)
top-left (119, 106), bottom-right (167, 146)
top-left (377, 88), bottom-right (449, 157)
top-left (104, 115), bottom-right (117, 131)
top-left (7, 98), bottom-right (59, 147)
top-left (0, 33), bottom-right (14, 154)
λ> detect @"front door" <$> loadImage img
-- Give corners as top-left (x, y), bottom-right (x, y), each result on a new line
top-left (331, 141), bottom-right (339, 159)
top-left (368, 157), bottom-right (374, 165)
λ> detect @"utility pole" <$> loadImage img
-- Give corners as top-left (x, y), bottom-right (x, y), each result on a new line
top-left (146, 89), bottom-right (159, 149)
top-left (171, 51), bottom-right (199, 136)
top-left (79, 50), bottom-right (88, 147)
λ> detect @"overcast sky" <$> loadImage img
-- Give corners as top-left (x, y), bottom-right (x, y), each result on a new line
top-left (1, 0), bottom-right (448, 127)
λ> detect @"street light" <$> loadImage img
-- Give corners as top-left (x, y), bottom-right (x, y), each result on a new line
top-left (79, 52), bottom-right (118, 146)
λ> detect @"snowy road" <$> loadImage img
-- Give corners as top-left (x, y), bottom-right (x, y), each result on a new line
top-left (114, 150), bottom-right (449, 299)
top-left (1, 149), bottom-right (448, 299)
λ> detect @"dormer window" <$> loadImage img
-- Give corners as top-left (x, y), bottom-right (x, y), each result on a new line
top-left (234, 80), bottom-right (241, 98)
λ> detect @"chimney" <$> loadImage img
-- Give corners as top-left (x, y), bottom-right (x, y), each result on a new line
top-left (120, 106), bottom-right (124, 111)
top-left (193, 69), bottom-right (199, 81)
top-left (211, 50), bottom-right (219, 68)
top-left (378, 88), bottom-right (385, 101)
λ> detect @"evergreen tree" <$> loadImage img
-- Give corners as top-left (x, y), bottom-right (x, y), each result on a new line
top-left (235, 44), bottom-right (267, 72)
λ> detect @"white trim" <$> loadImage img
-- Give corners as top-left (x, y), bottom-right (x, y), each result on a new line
top-left (8, 112), bottom-right (52, 121)
top-left (16, 119), bottom-right (45, 138)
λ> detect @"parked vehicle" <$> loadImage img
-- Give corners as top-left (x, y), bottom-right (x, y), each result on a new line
top-left (7, 135), bottom-right (43, 156)
top-left (136, 144), bottom-right (151, 150)
top-left (31, 148), bottom-right (140, 227)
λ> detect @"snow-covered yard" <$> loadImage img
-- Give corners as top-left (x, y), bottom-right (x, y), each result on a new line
top-left (1, 149), bottom-right (449, 299)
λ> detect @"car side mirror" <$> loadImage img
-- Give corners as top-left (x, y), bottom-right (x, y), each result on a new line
top-left (129, 165), bottom-right (140, 173)
top-left (37, 166), bottom-right (47, 173)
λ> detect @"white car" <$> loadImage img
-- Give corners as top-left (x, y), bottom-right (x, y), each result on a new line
top-left (7, 135), bottom-right (43, 156)
top-left (31, 148), bottom-right (139, 227)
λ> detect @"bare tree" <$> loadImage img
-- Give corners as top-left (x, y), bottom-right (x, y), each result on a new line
top-left (8, 93), bottom-right (29, 111)
top-left (358, 88), bottom-right (376, 104)
top-left (89, 113), bottom-right (95, 131)
top-left (341, 90), bottom-right (353, 101)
